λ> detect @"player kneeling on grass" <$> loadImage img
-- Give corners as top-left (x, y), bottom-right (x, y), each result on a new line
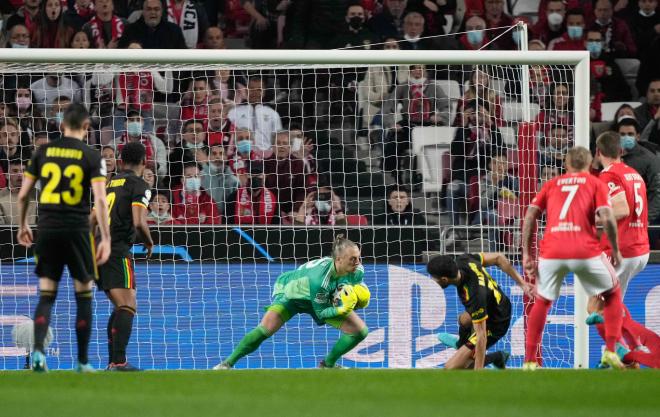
top-left (92, 142), bottom-right (154, 371)
top-left (214, 235), bottom-right (369, 369)
top-left (427, 253), bottom-right (533, 370)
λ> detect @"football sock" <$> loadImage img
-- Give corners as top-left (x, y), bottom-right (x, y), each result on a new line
top-left (107, 310), bottom-right (116, 364)
top-left (484, 352), bottom-right (500, 366)
top-left (225, 325), bottom-right (271, 366)
top-left (75, 291), bottom-right (93, 364)
top-left (112, 306), bottom-right (136, 364)
top-left (324, 327), bottom-right (369, 367)
top-left (33, 290), bottom-right (57, 354)
top-left (602, 287), bottom-right (623, 352)
top-left (525, 296), bottom-right (552, 363)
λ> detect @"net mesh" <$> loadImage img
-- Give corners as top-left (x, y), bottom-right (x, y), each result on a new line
top-left (0, 48), bottom-right (582, 369)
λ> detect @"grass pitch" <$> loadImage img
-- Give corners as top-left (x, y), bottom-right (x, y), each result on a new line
top-left (1, 369), bottom-right (658, 417)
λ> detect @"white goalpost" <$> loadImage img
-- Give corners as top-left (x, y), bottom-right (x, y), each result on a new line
top-left (0, 47), bottom-right (591, 369)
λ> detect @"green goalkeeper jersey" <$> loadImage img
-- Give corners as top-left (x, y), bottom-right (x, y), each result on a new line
top-left (272, 257), bottom-right (365, 320)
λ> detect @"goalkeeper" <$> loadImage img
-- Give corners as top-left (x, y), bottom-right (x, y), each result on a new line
top-left (214, 235), bottom-right (369, 369)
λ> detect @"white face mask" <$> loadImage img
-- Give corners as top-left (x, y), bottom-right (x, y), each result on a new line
top-left (547, 12), bottom-right (564, 27)
top-left (11, 43), bottom-right (29, 48)
top-left (404, 34), bottom-right (420, 43)
top-left (409, 77), bottom-right (426, 85)
top-left (150, 210), bottom-right (170, 222)
top-left (639, 9), bottom-right (656, 17)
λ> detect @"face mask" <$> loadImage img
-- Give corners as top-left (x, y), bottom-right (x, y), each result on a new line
top-left (567, 26), bottom-right (583, 40)
top-left (291, 138), bottom-right (302, 153)
top-left (11, 43), bottom-right (28, 48)
top-left (185, 141), bottom-right (205, 150)
top-left (250, 177), bottom-right (263, 190)
top-left (586, 41), bottom-right (602, 58)
top-left (409, 77), bottom-right (426, 85)
top-left (639, 9), bottom-right (656, 17)
top-left (596, 17), bottom-right (611, 26)
top-left (620, 135), bottom-right (636, 150)
top-left (467, 30), bottom-right (484, 45)
top-left (185, 177), bottom-right (201, 191)
top-left (53, 111), bottom-right (64, 125)
top-left (315, 200), bottom-right (332, 213)
top-left (403, 33), bottom-right (420, 43)
top-left (512, 30), bottom-right (522, 45)
top-left (236, 139), bottom-right (252, 155)
top-left (547, 12), bottom-right (564, 27)
top-left (348, 16), bottom-right (364, 30)
top-left (150, 210), bottom-right (169, 222)
top-left (16, 97), bottom-right (31, 110)
top-left (127, 121), bottom-right (143, 137)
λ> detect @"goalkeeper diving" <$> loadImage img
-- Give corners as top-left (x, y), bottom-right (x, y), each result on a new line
top-left (214, 235), bottom-right (369, 369)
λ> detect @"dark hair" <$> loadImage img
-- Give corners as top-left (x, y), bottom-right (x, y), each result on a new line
top-left (427, 255), bottom-right (459, 279)
top-left (331, 234), bottom-right (358, 259)
top-left (616, 117), bottom-right (640, 134)
top-left (183, 161), bottom-right (201, 172)
top-left (596, 131), bottom-right (621, 159)
top-left (121, 142), bottom-right (146, 166)
top-left (566, 8), bottom-right (585, 18)
top-left (183, 119), bottom-right (203, 130)
top-left (8, 157), bottom-right (26, 167)
top-left (62, 103), bottom-right (89, 130)
top-left (127, 109), bottom-right (142, 118)
top-left (387, 185), bottom-right (411, 197)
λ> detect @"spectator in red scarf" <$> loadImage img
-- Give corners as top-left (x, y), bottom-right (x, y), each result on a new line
top-left (228, 128), bottom-right (258, 175)
top-left (225, 163), bottom-right (279, 225)
top-left (207, 99), bottom-right (234, 149)
top-left (31, 0), bottom-right (74, 48)
top-left (263, 130), bottom-right (306, 215)
top-left (171, 162), bottom-right (221, 224)
top-left (531, 0), bottom-right (566, 45)
top-left (591, 0), bottom-right (637, 57)
top-left (293, 182), bottom-right (347, 226)
top-left (6, 0), bottom-right (41, 35)
top-left (180, 77), bottom-right (210, 127)
top-left (115, 110), bottom-right (167, 176)
top-left (82, 0), bottom-right (126, 48)
top-left (64, 0), bottom-right (95, 31)
top-left (147, 191), bottom-right (182, 225)
top-left (550, 8), bottom-right (588, 50)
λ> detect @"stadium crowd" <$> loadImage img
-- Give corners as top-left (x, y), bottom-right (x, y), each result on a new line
top-left (0, 0), bottom-right (658, 246)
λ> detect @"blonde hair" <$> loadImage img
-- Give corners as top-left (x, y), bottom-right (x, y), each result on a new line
top-left (332, 234), bottom-right (358, 259)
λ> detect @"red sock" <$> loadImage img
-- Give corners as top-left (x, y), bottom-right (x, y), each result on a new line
top-left (525, 296), bottom-right (552, 363)
top-left (602, 287), bottom-right (623, 352)
top-left (595, 323), bottom-right (606, 341)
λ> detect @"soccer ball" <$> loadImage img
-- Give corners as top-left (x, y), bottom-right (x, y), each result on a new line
top-left (332, 284), bottom-right (370, 309)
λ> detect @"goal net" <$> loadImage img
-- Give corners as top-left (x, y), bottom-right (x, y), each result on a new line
top-left (0, 48), bottom-right (591, 370)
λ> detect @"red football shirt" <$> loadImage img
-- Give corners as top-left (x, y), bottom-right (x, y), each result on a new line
top-left (598, 162), bottom-right (649, 258)
top-left (531, 172), bottom-right (611, 259)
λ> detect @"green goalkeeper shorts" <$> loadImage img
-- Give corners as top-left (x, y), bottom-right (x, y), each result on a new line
top-left (266, 295), bottom-right (345, 329)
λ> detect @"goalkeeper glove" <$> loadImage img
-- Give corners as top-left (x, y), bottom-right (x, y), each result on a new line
top-left (336, 285), bottom-right (358, 315)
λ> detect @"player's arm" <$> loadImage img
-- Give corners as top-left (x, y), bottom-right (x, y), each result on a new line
top-left (16, 174), bottom-right (37, 247)
top-left (92, 180), bottom-right (111, 265)
top-left (598, 206), bottom-right (621, 266)
top-left (473, 319), bottom-right (487, 370)
top-left (480, 253), bottom-right (533, 297)
top-left (132, 204), bottom-right (154, 258)
top-left (522, 205), bottom-right (542, 278)
top-left (609, 191), bottom-right (629, 220)
top-left (466, 281), bottom-right (489, 370)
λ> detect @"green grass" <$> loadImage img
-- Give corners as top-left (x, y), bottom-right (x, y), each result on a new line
top-left (1, 370), bottom-right (658, 417)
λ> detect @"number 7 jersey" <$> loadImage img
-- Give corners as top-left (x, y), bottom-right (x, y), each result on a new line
top-left (530, 172), bottom-right (611, 259)
top-left (25, 136), bottom-right (106, 231)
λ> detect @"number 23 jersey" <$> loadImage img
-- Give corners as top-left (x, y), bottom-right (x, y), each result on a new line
top-left (25, 136), bottom-right (105, 231)
top-left (531, 172), bottom-right (610, 259)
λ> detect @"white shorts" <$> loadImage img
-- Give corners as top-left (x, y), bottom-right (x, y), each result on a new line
top-left (615, 253), bottom-right (649, 297)
top-left (537, 253), bottom-right (618, 301)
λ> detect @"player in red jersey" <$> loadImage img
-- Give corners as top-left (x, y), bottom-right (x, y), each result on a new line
top-left (522, 146), bottom-right (625, 369)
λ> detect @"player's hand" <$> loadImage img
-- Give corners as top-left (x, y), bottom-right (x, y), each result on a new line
top-left (96, 239), bottom-right (111, 266)
top-left (521, 281), bottom-right (535, 299)
top-left (610, 249), bottom-right (622, 268)
top-left (523, 255), bottom-right (537, 280)
top-left (337, 285), bottom-right (358, 314)
top-left (144, 238), bottom-right (154, 259)
top-left (17, 225), bottom-right (33, 247)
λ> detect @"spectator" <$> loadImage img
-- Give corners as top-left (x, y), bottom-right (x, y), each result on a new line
top-left (209, 69), bottom-right (247, 104)
top-left (538, 164), bottom-right (561, 190)
top-left (289, 126), bottom-right (317, 187)
top-left (368, 0), bottom-right (409, 40)
top-left (263, 130), bottom-right (306, 214)
top-left (242, 0), bottom-right (289, 49)
top-left (181, 77), bottom-right (210, 126)
top-left (171, 162), bottom-right (221, 224)
top-left (285, 0), bottom-right (352, 48)
top-left (5, 24), bottom-right (31, 48)
top-left (44, 95), bottom-right (72, 140)
top-left (0, 119), bottom-right (30, 175)
top-left (400, 11), bottom-right (433, 50)
top-left (207, 99), bottom-right (234, 148)
top-left (591, 0), bottom-right (637, 57)
top-left (114, 110), bottom-right (167, 176)
top-left (483, 0), bottom-right (514, 50)
top-left (635, 79), bottom-right (660, 132)
top-left (30, 0), bottom-right (74, 48)
top-left (227, 76), bottom-right (283, 157)
top-left (29, 74), bottom-right (83, 110)
top-left (535, 82), bottom-right (573, 140)
top-left (118, 0), bottom-right (187, 49)
top-left (228, 128), bottom-right (258, 175)
top-left (610, 103), bottom-right (637, 127)
top-left (448, 99), bottom-right (503, 224)
top-left (454, 69), bottom-right (502, 127)
top-left (550, 8), bottom-right (587, 50)
top-left (11, 87), bottom-right (38, 141)
top-left (166, 0), bottom-right (209, 49)
top-left (407, 0), bottom-right (456, 36)
top-left (32, 131), bottom-right (49, 150)
top-left (168, 119), bottom-right (208, 183)
top-left (225, 163), bottom-right (278, 225)
top-left (331, 3), bottom-right (379, 49)
top-left (147, 192), bottom-right (181, 225)
top-left (630, 0), bottom-right (660, 57)
top-left (202, 26), bottom-right (225, 49)
top-left (102, 145), bottom-right (116, 180)
top-left (70, 29), bottom-right (92, 47)
top-left (293, 184), bottom-right (347, 226)
top-left (0, 159), bottom-right (37, 225)
top-left (5, 0), bottom-right (40, 34)
top-left (373, 185), bottom-right (427, 225)
top-left (382, 64), bottom-right (449, 184)
top-left (200, 144), bottom-right (239, 215)
top-left (64, 0), bottom-right (96, 30)
top-left (540, 124), bottom-right (570, 166)
top-left (81, 0), bottom-right (125, 48)
top-left (143, 167), bottom-right (157, 189)
top-left (219, 0), bottom-right (251, 38)
top-left (617, 117), bottom-right (660, 223)
top-left (531, 0), bottom-right (566, 45)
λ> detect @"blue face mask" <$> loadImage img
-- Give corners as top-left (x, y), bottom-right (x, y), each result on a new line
top-left (315, 200), bottom-right (332, 213)
top-left (53, 111), bottom-right (64, 125)
top-left (236, 139), bottom-right (252, 155)
top-left (185, 177), bottom-right (201, 191)
top-left (567, 26), bottom-right (583, 40)
top-left (586, 41), bottom-right (602, 58)
top-left (127, 121), bottom-right (142, 137)
top-left (620, 135), bottom-right (636, 151)
top-left (467, 30), bottom-right (484, 45)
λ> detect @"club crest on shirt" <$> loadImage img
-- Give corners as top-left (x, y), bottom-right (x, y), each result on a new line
top-left (314, 291), bottom-right (330, 305)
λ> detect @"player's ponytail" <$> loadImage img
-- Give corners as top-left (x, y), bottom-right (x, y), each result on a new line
top-left (332, 234), bottom-right (358, 259)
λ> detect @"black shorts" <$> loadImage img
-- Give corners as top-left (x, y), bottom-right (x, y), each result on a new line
top-left (97, 256), bottom-right (136, 291)
top-left (34, 230), bottom-right (97, 283)
top-left (459, 316), bottom-right (512, 350)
